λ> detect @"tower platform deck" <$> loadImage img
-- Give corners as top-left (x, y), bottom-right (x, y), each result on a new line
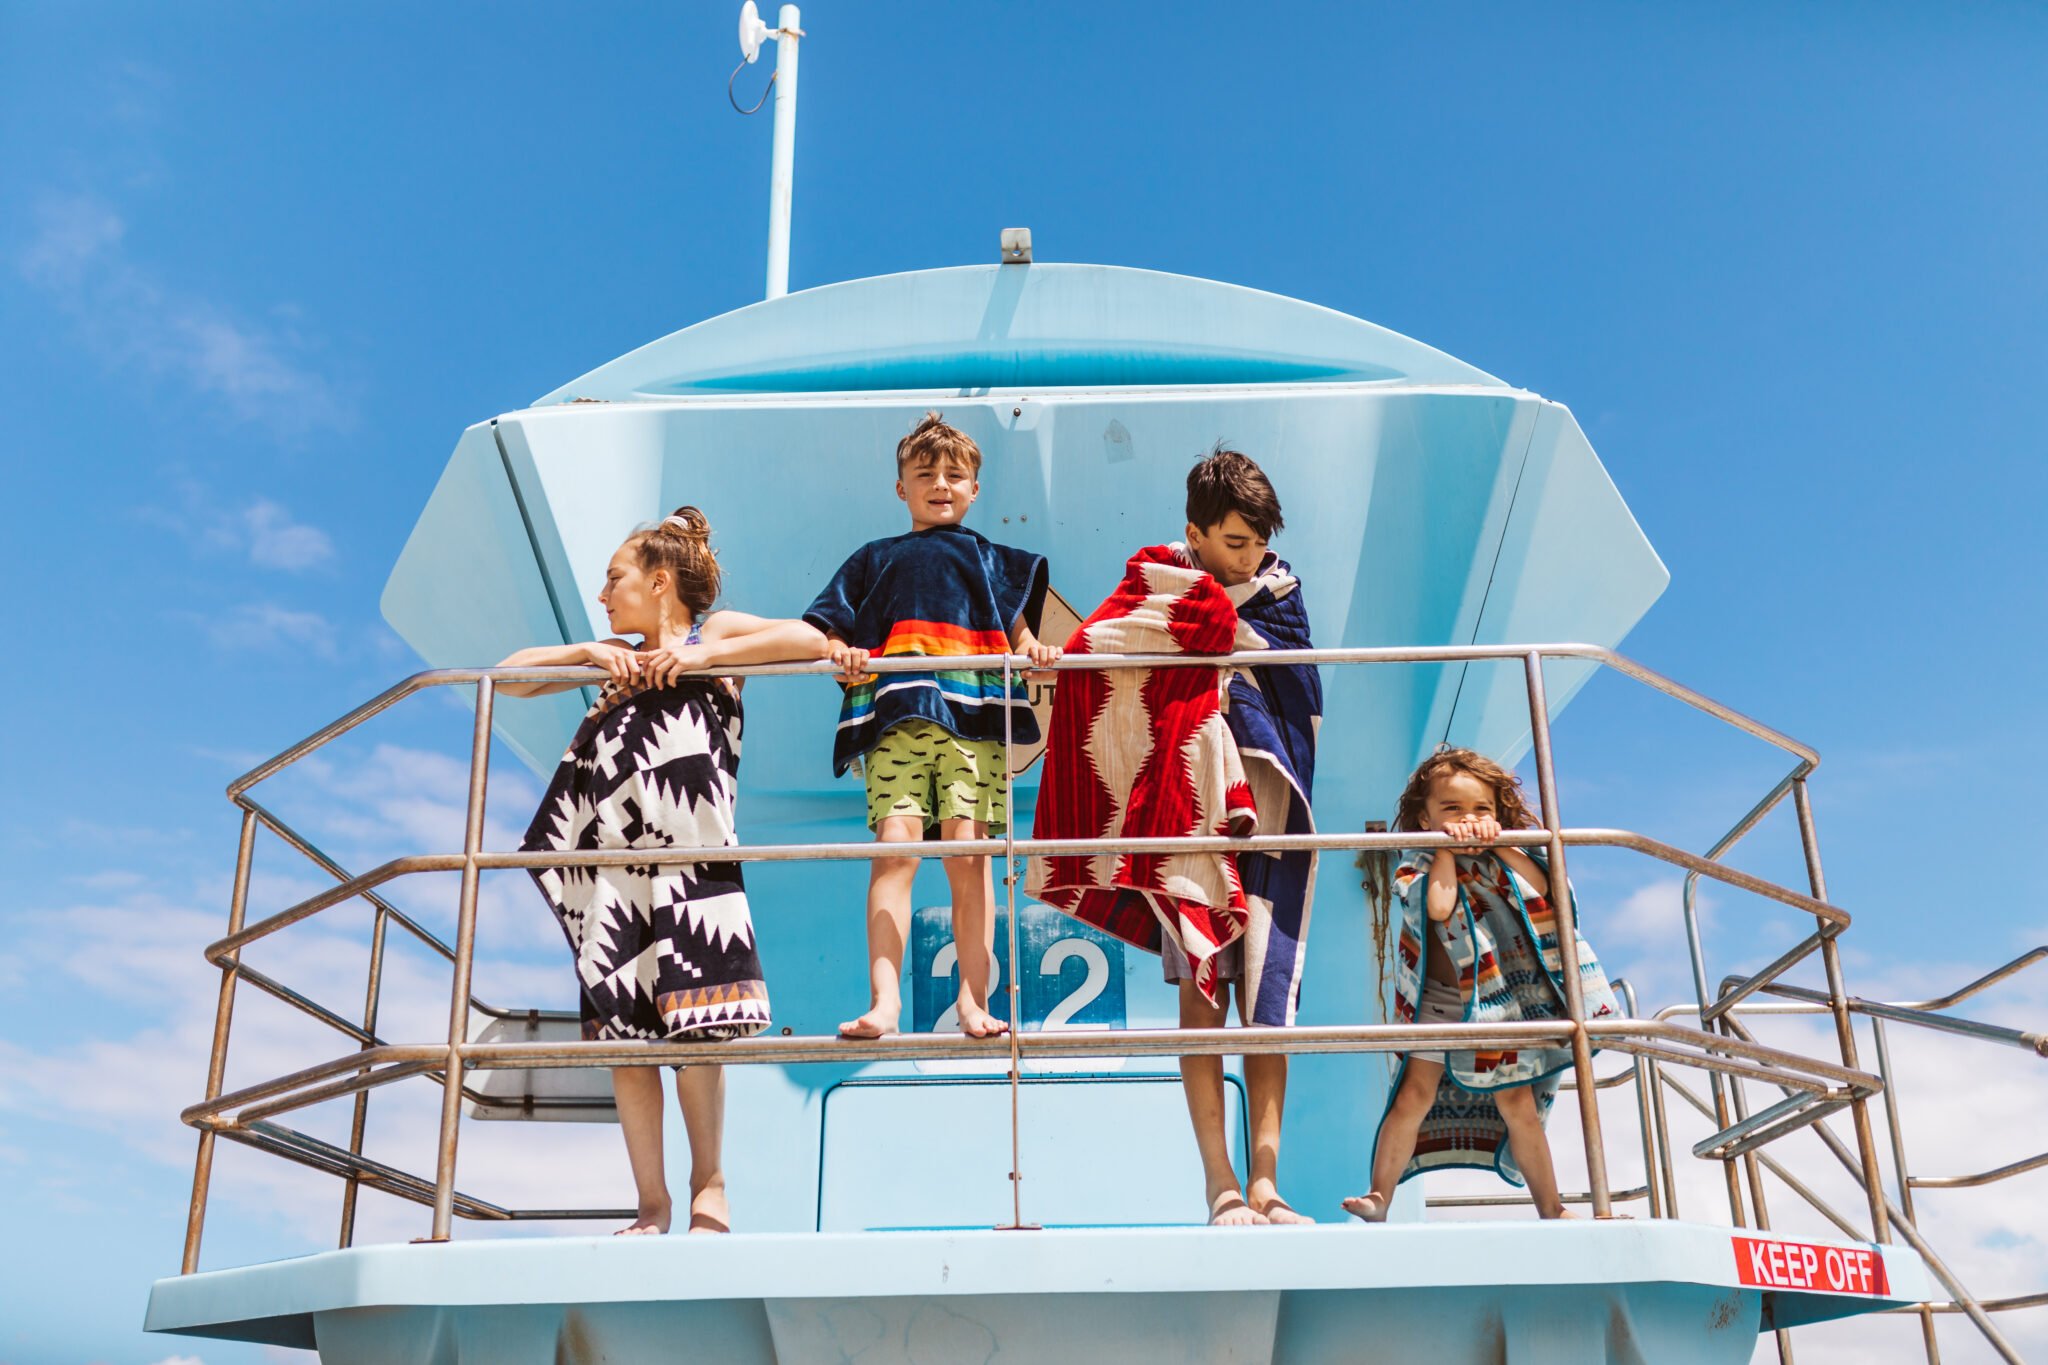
top-left (145, 1220), bottom-right (1923, 1364)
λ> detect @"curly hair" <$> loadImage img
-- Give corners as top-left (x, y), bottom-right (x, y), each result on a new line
top-left (624, 504), bottom-right (721, 616)
top-left (1392, 747), bottom-right (1541, 833)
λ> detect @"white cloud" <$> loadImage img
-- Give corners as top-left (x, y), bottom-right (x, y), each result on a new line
top-left (195, 603), bottom-right (339, 659)
top-left (0, 734), bottom-right (578, 1255)
top-left (288, 742), bottom-right (541, 865)
top-left (240, 498), bottom-right (336, 571)
top-left (19, 193), bottom-right (125, 283)
top-left (142, 481), bottom-right (338, 574)
top-left (15, 191), bottom-right (348, 434)
top-left (74, 868), bottom-right (149, 890)
top-left (0, 868), bottom-right (578, 1226)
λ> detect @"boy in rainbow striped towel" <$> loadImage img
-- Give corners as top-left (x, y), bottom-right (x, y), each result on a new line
top-left (806, 412), bottom-right (1060, 1040)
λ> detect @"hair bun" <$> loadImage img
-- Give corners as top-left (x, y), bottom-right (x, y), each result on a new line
top-left (661, 506), bottom-right (711, 540)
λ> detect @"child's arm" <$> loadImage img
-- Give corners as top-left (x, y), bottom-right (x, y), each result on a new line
top-left (804, 544), bottom-right (870, 682)
top-left (495, 640), bottom-right (642, 697)
top-left (1494, 846), bottom-right (1550, 898)
top-left (1426, 849), bottom-right (1461, 923)
top-left (641, 614), bottom-right (831, 685)
top-left (1444, 812), bottom-right (1551, 898)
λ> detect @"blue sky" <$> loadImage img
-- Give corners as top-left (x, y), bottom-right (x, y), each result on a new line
top-left (3, 3), bottom-right (2046, 1362)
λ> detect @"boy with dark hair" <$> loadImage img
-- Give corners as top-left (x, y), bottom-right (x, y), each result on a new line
top-left (1031, 445), bottom-right (1322, 1225)
top-left (1187, 448), bottom-right (1327, 1227)
top-left (1173, 447), bottom-right (1323, 1224)
top-left (806, 412), bottom-right (1061, 1040)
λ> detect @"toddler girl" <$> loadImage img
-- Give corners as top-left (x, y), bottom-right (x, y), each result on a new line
top-left (1344, 748), bottom-right (1618, 1223)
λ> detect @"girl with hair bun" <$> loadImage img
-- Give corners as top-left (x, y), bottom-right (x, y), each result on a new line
top-left (497, 505), bottom-right (830, 1235)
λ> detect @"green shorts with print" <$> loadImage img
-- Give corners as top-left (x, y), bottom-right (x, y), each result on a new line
top-left (862, 720), bottom-right (1008, 832)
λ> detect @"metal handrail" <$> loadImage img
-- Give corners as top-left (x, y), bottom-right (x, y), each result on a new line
top-left (1908, 1150), bottom-right (2048, 1191)
top-left (180, 1017), bottom-right (1880, 1130)
top-left (223, 642), bottom-right (1819, 801)
top-left (1714, 1009), bottom-right (2030, 1364)
top-left (199, 826), bottom-right (1849, 971)
top-left (180, 640), bottom-right (1876, 1291)
top-left (1717, 978), bottom-right (2048, 1058)
top-left (1651, 950), bottom-right (2048, 1363)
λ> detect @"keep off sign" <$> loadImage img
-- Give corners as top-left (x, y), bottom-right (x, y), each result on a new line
top-left (1732, 1236), bottom-right (1890, 1297)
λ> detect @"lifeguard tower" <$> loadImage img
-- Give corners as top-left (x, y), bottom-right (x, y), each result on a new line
top-left (144, 12), bottom-right (2045, 1362)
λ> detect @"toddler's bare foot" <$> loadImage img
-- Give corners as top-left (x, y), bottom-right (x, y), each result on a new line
top-left (687, 1181), bottom-right (730, 1234)
top-left (956, 998), bottom-right (1010, 1038)
top-left (1208, 1186), bottom-right (1268, 1226)
top-left (1248, 1179), bottom-right (1314, 1225)
top-left (615, 1199), bottom-right (671, 1236)
top-left (838, 1004), bottom-right (900, 1039)
top-left (1341, 1193), bottom-right (1389, 1223)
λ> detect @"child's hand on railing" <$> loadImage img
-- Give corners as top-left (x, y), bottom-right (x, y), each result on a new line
top-left (1442, 814), bottom-right (1502, 850)
top-left (827, 639), bottom-right (870, 683)
top-left (640, 644), bottom-right (712, 687)
top-left (582, 642), bottom-right (645, 688)
top-left (1023, 641), bottom-right (1062, 678)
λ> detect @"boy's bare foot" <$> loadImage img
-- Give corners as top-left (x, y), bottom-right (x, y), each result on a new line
top-left (615, 1199), bottom-right (671, 1236)
top-left (1248, 1180), bottom-right (1314, 1225)
top-left (1341, 1193), bottom-right (1389, 1224)
top-left (1543, 1206), bottom-right (1579, 1221)
top-left (956, 999), bottom-right (1010, 1038)
top-left (838, 1004), bottom-right (900, 1039)
top-left (687, 1181), bottom-right (730, 1234)
top-left (1208, 1186), bottom-right (1269, 1226)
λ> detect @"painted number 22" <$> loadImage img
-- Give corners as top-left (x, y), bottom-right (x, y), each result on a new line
top-left (929, 938), bottom-right (1111, 1031)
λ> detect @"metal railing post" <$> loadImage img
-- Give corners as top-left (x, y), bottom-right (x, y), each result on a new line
top-left (1684, 870), bottom-right (1749, 1225)
top-left (1646, 1047), bottom-right (1680, 1218)
top-left (181, 807), bottom-right (258, 1274)
top-left (339, 904), bottom-right (390, 1248)
top-left (428, 679), bottom-right (495, 1241)
top-left (1793, 777), bottom-right (1890, 1243)
top-left (1873, 1017), bottom-right (1942, 1363)
top-left (1616, 981), bottom-right (1665, 1220)
top-left (997, 652), bottom-right (1032, 1230)
top-left (1522, 652), bottom-right (1612, 1217)
top-left (1728, 1069), bottom-right (1796, 1362)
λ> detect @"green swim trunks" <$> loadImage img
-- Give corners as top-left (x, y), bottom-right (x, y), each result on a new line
top-left (862, 719), bottom-right (1008, 831)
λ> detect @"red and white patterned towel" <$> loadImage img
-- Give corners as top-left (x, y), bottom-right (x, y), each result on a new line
top-left (1027, 546), bottom-right (1262, 1004)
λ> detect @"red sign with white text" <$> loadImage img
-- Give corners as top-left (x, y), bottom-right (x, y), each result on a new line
top-left (1732, 1236), bottom-right (1890, 1297)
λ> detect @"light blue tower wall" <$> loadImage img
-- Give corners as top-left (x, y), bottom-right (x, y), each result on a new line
top-left (383, 266), bottom-right (1667, 1231)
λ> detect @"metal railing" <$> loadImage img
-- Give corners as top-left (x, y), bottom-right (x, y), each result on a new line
top-left (1647, 954), bottom-right (2048, 1365)
top-left (176, 641), bottom-right (2035, 1358)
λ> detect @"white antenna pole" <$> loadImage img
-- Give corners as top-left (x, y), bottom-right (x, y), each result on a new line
top-left (764, 4), bottom-right (801, 299)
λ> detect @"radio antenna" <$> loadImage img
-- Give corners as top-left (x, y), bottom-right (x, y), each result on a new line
top-left (732, 2), bottom-right (805, 299)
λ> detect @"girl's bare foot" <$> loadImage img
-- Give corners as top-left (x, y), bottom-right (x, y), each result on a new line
top-left (687, 1181), bottom-right (730, 1234)
top-left (1208, 1186), bottom-right (1269, 1227)
top-left (1542, 1205), bottom-right (1579, 1221)
top-left (838, 1004), bottom-right (900, 1039)
top-left (1341, 1193), bottom-right (1389, 1223)
top-left (615, 1199), bottom-right (672, 1236)
top-left (956, 999), bottom-right (1010, 1038)
top-left (1248, 1179), bottom-right (1314, 1225)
